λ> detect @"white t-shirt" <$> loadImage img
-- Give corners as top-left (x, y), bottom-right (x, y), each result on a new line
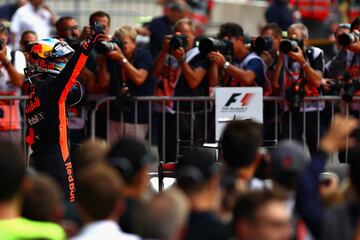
top-left (10, 3), bottom-right (52, 49)
top-left (0, 46), bottom-right (26, 130)
top-left (70, 220), bottom-right (140, 240)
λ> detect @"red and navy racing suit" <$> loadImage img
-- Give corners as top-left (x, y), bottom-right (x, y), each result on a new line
top-left (23, 39), bottom-right (95, 202)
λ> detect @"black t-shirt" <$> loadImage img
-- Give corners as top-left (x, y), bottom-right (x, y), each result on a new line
top-left (148, 16), bottom-right (173, 59)
top-left (174, 51), bottom-right (210, 111)
top-left (184, 211), bottom-right (230, 240)
top-left (108, 48), bottom-right (155, 123)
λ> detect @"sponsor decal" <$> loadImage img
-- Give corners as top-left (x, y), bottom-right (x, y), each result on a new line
top-left (65, 162), bottom-right (75, 202)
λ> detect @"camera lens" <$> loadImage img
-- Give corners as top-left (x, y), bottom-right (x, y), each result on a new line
top-left (337, 33), bottom-right (356, 47)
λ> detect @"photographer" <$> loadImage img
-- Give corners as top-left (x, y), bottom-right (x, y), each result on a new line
top-left (152, 18), bottom-right (210, 163)
top-left (332, 17), bottom-right (360, 119)
top-left (261, 23), bottom-right (284, 95)
top-left (55, 16), bottom-right (81, 48)
top-left (100, 26), bottom-right (154, 143)
top-left (260, 23), bottom-right (284, 141)
top-left (19, 30), bottom-right (37, 62)
top-left (277, 23), bottom-right (325, 155)
top-left (83, 11), bottom-right (112, 140)
top-left (206, 23), bottom-right (271, 95)
top-left (0, 24), bottom-right (26, 144)
top-left (55, 16), bottom-right (87, 161)
top-left (325, 23), bottom-right (351, 82)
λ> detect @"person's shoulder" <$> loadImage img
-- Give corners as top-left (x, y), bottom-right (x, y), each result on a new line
top-left (0, 218), bottom-right (65, 240)
top-left (135, 47), bottom-right (152, 58)
top-left (23, 218), bottom-right (66, 238)
top-left (308, 46), bottom-right (324, 58)
top-left (150, 15), bottom-right (167, 24)
top-left (15, 3), bottom-right (31, 14)
top-left (246, 53), bottom-right (263, 66)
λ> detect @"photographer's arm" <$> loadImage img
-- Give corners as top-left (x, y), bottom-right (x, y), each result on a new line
top-left (207, 51), bottom-right (256, 86)
top-left (122, 62), bottom-right (148, 86)
top-left (173, 47), bottom-right (207, 89)
top-left (271, 54), bottom-right (284, 93)
top-left (180, 61), bottom-right (207, 89)
top-left (225, 64), bottom-right (256, 86)
top-left (107, 47), bottom-right (149, 86)
top-left (288, 49), bottom-right (322, 88)
top-left (345, 41), bottom-right (360, 53)
top-left (0, 50), bottom-right (24, 88)
top-left (208, 62), bottom-right (219, 88)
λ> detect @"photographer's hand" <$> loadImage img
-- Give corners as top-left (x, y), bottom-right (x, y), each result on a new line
top-left (80, 26), bottom-right (91, 41)
top-left (272, 52), bottom-right (285, 91)
top-left (162, 35), bottom-right (171, 53)
top-left (173, 47), bottom-right (186, 63)
top-left (0, 46), bottom-right (24, 87)
top-left (321, 79), bottom-right (332, 92)
top-left (261, 51), bottom-right (273, 68)
top-left (287, 47), bottom-right (306, 64)
top-left (107, 45), bottom-right (125, 62)
top-left (207, 51), bottom-right (226, 67)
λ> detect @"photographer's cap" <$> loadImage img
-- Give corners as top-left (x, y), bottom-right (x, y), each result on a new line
top-left (176, 148), bottom-right (219, 184)
top-left (271, 140), bottom-right (310, 183)
top-left (107, 138), bottom-right (155, 184)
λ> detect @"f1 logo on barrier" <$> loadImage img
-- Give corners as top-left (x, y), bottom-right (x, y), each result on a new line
top-left (224, 93), bottom-right (254, 108)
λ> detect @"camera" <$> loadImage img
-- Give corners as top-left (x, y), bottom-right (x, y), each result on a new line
top-left (199, 37), bottom-right (233, 61)
top-left (169, 34), bottom-right (187, 51)
top-left (325, 72), bottom-right (360, 102)
top-left (0, 39), bottom-right (3, 51)
top-left (326, 79), bottom-right (344, 96)
top-left (280, 39), bottom-right (304, 54)
top-left (342, 71), bottom-right (360, 102)
top-left (251, 36), bottom-right (273, 53)
top-left (337, 32), bottom-right (360, 47)
top-left (95, 38), bottom-right (124, 54)
top-left (286, 80), bottom-right (305, 110)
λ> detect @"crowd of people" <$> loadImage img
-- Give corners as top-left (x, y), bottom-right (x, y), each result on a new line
top-left (1, 113), bottom-right (360, 239)
top-left (1, 0), bottom-right (360, 239)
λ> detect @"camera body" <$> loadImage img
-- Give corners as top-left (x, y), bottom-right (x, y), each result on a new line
top-left (326, 79), bottom-right (344, 96)
top-left (169, 34), bottom-right (188, 51)
top-left (337, 32), bottom-right (360, 47)
top-left (95, 38), bottom-right (124, 54)
top-left (325, 72), bottom-right (360, 102)
top-left (280, 39), bottom-right (304, 54)
top-left (286, 80), bottom-right (306, 110)
top-left (252, 36), bottom-right (273, 53)
top-left (199, 37), bottom-right (233, 61)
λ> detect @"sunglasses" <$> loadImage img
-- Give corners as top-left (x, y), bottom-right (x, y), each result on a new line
top-left (63, 26), bottom-right (79, 31)
top-left (338, 23), bottom-right (351, 29)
